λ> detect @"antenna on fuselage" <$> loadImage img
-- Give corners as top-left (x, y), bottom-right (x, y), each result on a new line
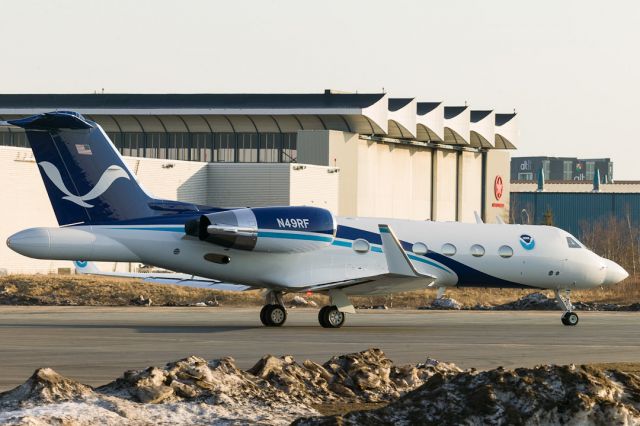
top-left (474, 211), bottom-right (483, 224)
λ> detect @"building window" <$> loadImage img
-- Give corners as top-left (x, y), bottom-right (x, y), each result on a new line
top-left (259, 133), bottom-right (281, 163)
top-left (0, 130), bottom-right (28, 148)
top-left (145, 133), bottom-right (167, 159)
top-left (281, 133), bottom-right (297, 163)
top-left (563, 161), bottom-right (573, 180)
top-left (168, 132), bottom-right (190, 161)
top-left (542, 160), bottom-right (550, 178)
top-left (0, 131), bottom-right (10, 146)
top-left (237, 133), bottom-right (258, 163)
top-left (121, 133), bottom-right (145, 157)
top-left (518, 172), bottom-right (533, 181)
top-left (586, 161), bottom-right (595, 180)
top-left (191, 133), bottom-right (212, 162)
top-left (214, 133), bottom-right (236, 162)
top-left (107, 132), bottom-right (122, 152)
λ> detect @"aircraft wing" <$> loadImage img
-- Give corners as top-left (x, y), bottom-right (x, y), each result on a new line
top-left (74, 261), bottom-right (252, 291)
top-left (302, 224), bottom-right (437, 295)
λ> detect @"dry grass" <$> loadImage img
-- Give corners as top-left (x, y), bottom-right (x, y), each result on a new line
top-left (589, 363), bottom-right (640, 375)
top-left (370, 276), bottom-right (640, 308)
top-left (0, 274), bottom-right (638, 308)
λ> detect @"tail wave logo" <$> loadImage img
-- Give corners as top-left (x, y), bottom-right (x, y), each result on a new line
top-left (38, 161), bottom-right (130, 208)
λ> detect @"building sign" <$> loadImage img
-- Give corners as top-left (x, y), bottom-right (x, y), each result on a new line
top-left (492, 175), bottom-right (505, 208)
top-left (494, 175), bottom-right (503, 200)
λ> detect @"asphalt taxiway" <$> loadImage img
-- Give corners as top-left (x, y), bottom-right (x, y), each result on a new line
top-left (0, 307), bottom-right (638, 390)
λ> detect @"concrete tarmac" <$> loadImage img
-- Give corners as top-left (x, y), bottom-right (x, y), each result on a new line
top-left (0, 306), bottom-right (638, 391)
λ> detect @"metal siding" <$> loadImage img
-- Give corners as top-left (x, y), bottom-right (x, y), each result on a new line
top-left (207, 163), bottom-right (290, 207)
top-left (296, 130), bottom-right (330, 166)
top-left (511, 192), bottom-right (640, 237)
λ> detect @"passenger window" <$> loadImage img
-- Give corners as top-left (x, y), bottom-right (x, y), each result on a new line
top-left (442, 243), bottom-right (457, 256)
top-left (412, 242), bottom-right (428, 255)
top-left (566, 237), bottom-right (581, 248)
top-left (470, 244), bottom-right (485, 257)
top-left (498, 245), bottom-right (514, 258)
top-left (352, 238), bottom-right (370, 253)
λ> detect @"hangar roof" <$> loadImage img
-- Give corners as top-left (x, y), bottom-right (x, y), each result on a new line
top-left (0, 93), bottom-right (386, 110)
top-left (470, 110), bottom-right (495, 148)
top-left (0, 93), bottom-right (517, 149)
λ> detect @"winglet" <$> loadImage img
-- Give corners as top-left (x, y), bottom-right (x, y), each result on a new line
top-left (378, 224), bottom-right (432, 278)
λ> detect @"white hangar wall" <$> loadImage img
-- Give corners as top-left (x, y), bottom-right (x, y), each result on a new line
top-left (298, 130), bottom-right (434, 220)
top-left (206, 163), bottom-right (338, 211)
top-left (297, 130), bottom-right (499, 223)
top-left (458, 151), bottom-right (483, 224)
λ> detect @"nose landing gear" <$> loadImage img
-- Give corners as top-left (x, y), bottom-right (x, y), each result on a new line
top-left (561, 311), bottom-right (579, 326)
top-left (555, 289), bottom-right (579, 326)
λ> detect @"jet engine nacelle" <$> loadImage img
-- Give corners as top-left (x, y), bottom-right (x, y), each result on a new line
top-left (185, 206), bottom-right (336, 253)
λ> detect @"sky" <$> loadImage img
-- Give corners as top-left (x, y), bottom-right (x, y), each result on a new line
top-left (1, 0), bottom-right (639, 178)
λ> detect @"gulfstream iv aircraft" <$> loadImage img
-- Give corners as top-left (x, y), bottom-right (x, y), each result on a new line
top-left (3, 112), bottom-right (629, 328)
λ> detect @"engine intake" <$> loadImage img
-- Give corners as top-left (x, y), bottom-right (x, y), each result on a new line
top-left (185, 206), bottom-right (336, 253)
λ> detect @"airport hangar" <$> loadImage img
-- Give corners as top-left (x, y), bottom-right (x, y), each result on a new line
top-left (0, 92), bottom-right (518, 274)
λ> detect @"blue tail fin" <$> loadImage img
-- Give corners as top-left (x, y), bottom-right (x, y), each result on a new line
top-left (7, 112), bottom-right (166, 226)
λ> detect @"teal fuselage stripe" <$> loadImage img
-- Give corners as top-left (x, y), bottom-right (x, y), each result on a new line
top-left (332, 239), bottom-right (449, 273)
top-left (103, 226), bottom-right (450, 273)
top-left (107, 226), bottom-right (185, 232)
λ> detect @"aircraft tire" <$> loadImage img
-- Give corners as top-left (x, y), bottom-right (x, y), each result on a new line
top-left (260, 305), bottom-right (271, 326)
top-left (319, 306), bottom-right (345, 328)
top-left (561, 311), bottom-right (579, 326)
top-left (318, 306), bottom-right (331, 327)
top-left (264, 304), bottom-right (287, 327)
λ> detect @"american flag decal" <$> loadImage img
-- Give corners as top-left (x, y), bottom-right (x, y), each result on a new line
top-left (75, 144), bottom-right (92, 155)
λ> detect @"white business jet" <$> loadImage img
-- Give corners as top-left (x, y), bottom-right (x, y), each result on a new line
top-left (3, 112), bottom-right (628, 328)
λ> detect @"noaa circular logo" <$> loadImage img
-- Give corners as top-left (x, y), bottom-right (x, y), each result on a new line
top-left (74, 260), bottom-right (88, 268)
top-left (519, 235), bottom-right (535, 250)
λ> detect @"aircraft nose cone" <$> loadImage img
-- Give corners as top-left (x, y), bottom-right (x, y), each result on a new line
top-left (603, 259), bottom-right (629, 285)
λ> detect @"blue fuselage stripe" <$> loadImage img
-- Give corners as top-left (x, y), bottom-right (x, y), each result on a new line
top-left (97, 224), bottom-right (530, 286)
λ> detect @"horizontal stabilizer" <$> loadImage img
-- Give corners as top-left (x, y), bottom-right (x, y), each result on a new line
top-left (6, 111), bottom-right (93, 130)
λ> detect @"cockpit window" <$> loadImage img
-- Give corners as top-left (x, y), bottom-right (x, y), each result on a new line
top-left (566, 237), bottom-right (581, 248)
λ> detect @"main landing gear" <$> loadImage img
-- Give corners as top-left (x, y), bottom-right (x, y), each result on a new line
top-left (260, 291), bottom-right (287, 327)
top-left (318, 305), bottom-right (346, 328)
top-left (555, 289), bottom-right (579, 326)
top-left (259, 289), bottom-right (354, 328)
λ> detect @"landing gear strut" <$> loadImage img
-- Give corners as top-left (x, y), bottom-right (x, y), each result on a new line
top-left (260, 291), bottom-right (287, 327)
top-left (555, 289), bottom-right (579, 326)
top-left (318, 305), bottom-right (346, 328)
